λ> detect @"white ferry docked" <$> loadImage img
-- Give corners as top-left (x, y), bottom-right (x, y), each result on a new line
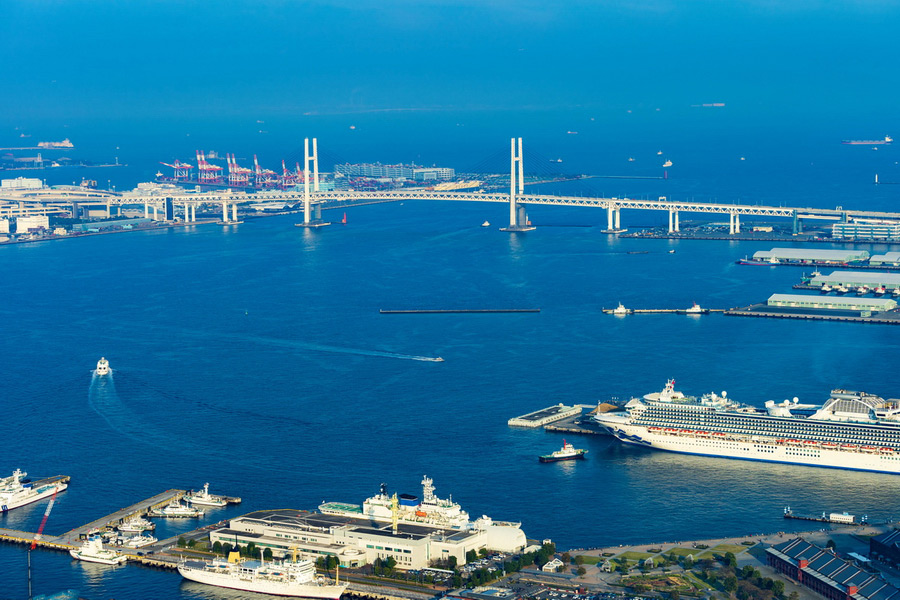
top-left (178, 555), bottom-right (346, 599)
top-left (185, 482), bottom-right (227, 507)
top-left (1, 469), bottom-right (67, 513)
top-left (593, 380), bottom-right (900, 474)
top-left (148, 499), bottom-right (204, 518)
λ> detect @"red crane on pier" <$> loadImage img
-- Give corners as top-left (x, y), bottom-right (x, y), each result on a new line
top-left (226, 153), bottom-right (252, 187)
top-left (253, 154), bottom-right (278, 188)
top-left (196, 151), bottom-right (224, 184)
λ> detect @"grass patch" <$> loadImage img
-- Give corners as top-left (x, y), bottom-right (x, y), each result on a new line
top-left (621, 573), bottom-right (701, 594)
top-left (707, 543), bottom-right (751, 555)
top-left (682, 571), bottom-right (714, 590)
top-left (575, 555), bottom-right (602, 565)
top-left (617, 551), bottom-right (654, 561)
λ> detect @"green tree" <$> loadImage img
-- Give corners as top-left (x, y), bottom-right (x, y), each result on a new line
top-left (466, 550), bottom-right (478, 563)
top-left (212, 541), bottom-right (222, 554)
top-left (187, 538), bottom-right (196, 548)
top-left (264, 548), bottom-right (273, 560)
top-left (788, 592), bottom-right (799, 600)
top-left (670, 591), bottom-right (680, 600)
top-left (576, 566), bottom-right (586, 576)
top-left (574, 555), bottom-right (585, 565)
top-left (772, 580), bottom-right (785, 598)
top-left (724, 552), bottom-right (737, 568)
top-left (724, 576), bottom-right (738, 593)
top-left (177, 536), bottom-right (187, 548)
top-left (448, 555), bottom-right (458, 569)
top-left (479, 548), bottom-right (489, 558)
top-left (826, 540), bottom-right (837, 550)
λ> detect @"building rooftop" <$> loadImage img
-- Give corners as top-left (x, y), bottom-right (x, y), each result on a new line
top-left (767, 294), bottom-right (897, 309)
top-left (754, 248), bottom-right (870, 261)
top-left (811, 271), bottom-right (900, 285)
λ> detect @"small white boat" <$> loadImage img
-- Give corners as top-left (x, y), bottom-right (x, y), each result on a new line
top-left (481, 221), bottom-right (490, 227)
top-left (95, 357), bottom-right (110, 376)
top-left (893, 288), bottom-right (900, 297)
top-left (662, 160), bottom-right (673, 167)
top-left (836, 285), bottom-right (849, 294)
top-left (613, 302), bottom-right (632, 315)
top-left (857, 285), bottom-right (870, 296)
top-left (124, 534), bottom-right (158, 548)
top-left (70, 537), bottom-right (127, 565)
top-left (627, 157), bottom-right (635, 162)
top-left (683, 302), bottom-right (708, 315)
top-left (820, 285), bottom-right (833, 293)
top-left (874, 286), bottom-right (886, 295)
top-left (186, 483), bottom-right (227, 507)
top-left (117, 516), bottom-right (155, 533)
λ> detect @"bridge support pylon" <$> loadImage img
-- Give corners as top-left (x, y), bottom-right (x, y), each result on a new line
top-left (296, 137), bottom-right (330, 229)
top-left (602, 204), bottom-right (626, 234)
top-left (500, 137), bottom-right (535, 232)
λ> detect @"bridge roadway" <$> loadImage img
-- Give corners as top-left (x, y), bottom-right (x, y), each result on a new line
top-left (7, 188), bottom-right (900, 224)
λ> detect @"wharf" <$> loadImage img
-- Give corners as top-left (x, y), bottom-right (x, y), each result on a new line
top-left (724, 304), bottom-right (900, 325)
top-left (783, 510), bottom-right (864, 526)
top-left (380, 308), bottom-right (540, 314)
top-left (55, 489), bottom-right (186, 545)
top-left (544, 411), bottom-right (608, 436)
top-left (602, 307), bottom-right (726, 315)
top-left (509, 404), bottom-right (583, 428)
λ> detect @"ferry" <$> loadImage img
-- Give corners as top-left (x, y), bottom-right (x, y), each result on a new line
top-left (1, 469), bottom-right (67, 512)
top-left (842, 136), bottom-right (892, 145)
top-left (178, 554), bottom-right (346, 599)
top-left (69, 537), bottom-right (127, 565)
top-left (95, 357), bottom-right (110, 376)
top-left (593, 379), bottom-right (900, 474)
top-left (117, 516), bottom-right (155, 533)
top-left (539, 440), bottom-right (587, 463)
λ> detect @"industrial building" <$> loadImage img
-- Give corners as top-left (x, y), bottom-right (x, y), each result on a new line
top-left (334, 162), bottom-right (456, 181)
top-left (832, 221), bottom-right (900, 241)
top-left (1, 177), bottom-right (43, 190)
top-left (809, 271), bottom-right (900, 291)
top-left (206, 508), bottom-right (525, 570)
top-left (752, 248), bottom-right (870, 264)
top-left (767, 294), bottom-right (897, 314)
top-left (15, 215), bottom-right (49, 233)
top-left (767, 538), bottom-right (900, 600)
top-left (870, 253), bottom-right (900, 267)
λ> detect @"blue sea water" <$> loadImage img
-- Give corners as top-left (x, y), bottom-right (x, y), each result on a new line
top-left (2, 109), bottom-right (900, 599)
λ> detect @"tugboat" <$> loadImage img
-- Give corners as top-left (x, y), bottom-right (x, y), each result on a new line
top-left (95, 357), bottom-right (110, 376)
top-left (681, 302), bottom-right (710, 315)
top-left (539, 439), bottom-right (588, 463)
top-left (612, 302), bottom-right (633, 315)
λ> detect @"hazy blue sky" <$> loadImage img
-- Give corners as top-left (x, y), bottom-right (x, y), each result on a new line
top-left (3, 0), bottom-right (899, 122)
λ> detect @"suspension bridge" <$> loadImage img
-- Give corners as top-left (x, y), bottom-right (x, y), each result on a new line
top-left (3, 137), bottom-right (899, 235)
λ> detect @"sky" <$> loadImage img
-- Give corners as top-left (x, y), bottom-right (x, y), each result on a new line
top-left (3, 0), bottom-right (900, 124)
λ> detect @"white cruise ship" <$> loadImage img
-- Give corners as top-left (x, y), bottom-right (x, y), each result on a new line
top-left (593, 380), bottom-right (900, 474)
top-left (178, 556), bottom-right (346, 599)
top-left (1, 469), bottom-right (68, 513)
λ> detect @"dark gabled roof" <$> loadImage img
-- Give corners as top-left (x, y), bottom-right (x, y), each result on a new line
top-left (872, 529), bottom-right (900, 548)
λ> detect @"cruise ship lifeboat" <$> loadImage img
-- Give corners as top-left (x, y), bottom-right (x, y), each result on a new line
top-left (803, 440), bottom-right (819, 446)
top-left (822, 442), bottom-right (839, 448)
top-left (880, 447), bottom-right (894, 453)
top-left (786, 439), bottom-right (801, 445)
top-left (696, 430), bottom-right (710, 437)
top-left (648, 427), bottom-right (662, 432)
top-left (840, 444), bottom-right (858, 450)
top-left (861, 446), bottom-right (877, 453)
top-left (712, 432), bottom-right (726, 437)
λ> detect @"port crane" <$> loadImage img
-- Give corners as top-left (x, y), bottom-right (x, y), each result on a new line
top-left (159, 159), bottom-right (193, 181)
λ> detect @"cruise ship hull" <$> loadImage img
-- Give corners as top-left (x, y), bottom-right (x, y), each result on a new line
top-left (600, 424), bottom-right (900, 474)
top-left (1, 482), bottom-right (68, 513)
top-left (178, 565), bottom-right (346, 598)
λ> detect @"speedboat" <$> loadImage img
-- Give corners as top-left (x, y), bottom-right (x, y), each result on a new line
top-left (662, 160), bottom-right (673, 167)
top-left (481, 221), bottom-right (490, 227)
top-left (96, 357), bottom-right (110, 376)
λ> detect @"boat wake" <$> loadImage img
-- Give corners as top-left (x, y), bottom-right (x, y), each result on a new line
top-left (88, 372), bottom-right (173, 447)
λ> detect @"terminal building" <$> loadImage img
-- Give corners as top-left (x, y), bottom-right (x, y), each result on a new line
top-left (334, 162), bottom-right (456, 181)
top-left (767, 294), bottom-right (897, 314)
top-left (832, 221), bottom-right (900, 241)
top-left (767, 538), bottom-right (900, 600)
top-left (206, 477), bottom-right (527, 570)
top-left (809, 271), bottom-right (900, 292)
top-left (752, 248), bottom-right (870, 265)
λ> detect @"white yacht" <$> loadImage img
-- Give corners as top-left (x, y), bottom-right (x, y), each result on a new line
top-left (123, 534), bottom-right (158, 548)
top-left (186, 483), bottom-right (227, 507)
top-left (481, 221), bottom-right (490, 227)
top-left (178, 555), bottom-right (346, 598)
top-left (0, 469), bottom-right (67, 512)
top-left (70, 537), bottom-right (127, 565)
top-left (95, 357), bottom-right (110, 376)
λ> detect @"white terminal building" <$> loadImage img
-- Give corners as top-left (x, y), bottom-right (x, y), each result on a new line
top-left (334, 162), bottom-right (456, 181)
top-left (207, 476), bottom-right (527, 570)
top-left (1, 177), bottom-right (44, 190)
top-left (832, 221), bottom-right (900, 241)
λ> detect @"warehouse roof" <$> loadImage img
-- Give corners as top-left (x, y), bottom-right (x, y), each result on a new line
top-left (768, 294), bottom-right (897, 310)
top-left (811, 271), bottom-right (900, 286)
top-left (754, 248), bottom-right (870, 261)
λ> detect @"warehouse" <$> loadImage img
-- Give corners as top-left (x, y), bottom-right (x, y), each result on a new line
top-left (832, 221), bottom-right (900, 241)
top-left (870, 252), bottom-right (900, 267)
top-left (767, 538), bottom-right (900, 600)
top-left (752, 248), bottom-right (870, 264)
top-left (767, 294), bottom-right (897, 314)
top-left (809, 271), bottom-right (900, 291)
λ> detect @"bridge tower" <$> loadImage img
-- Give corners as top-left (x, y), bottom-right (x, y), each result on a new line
top-left (296, 137), bottom-right (330, 228)
top-left (500, 137), bottom-right (535, 232)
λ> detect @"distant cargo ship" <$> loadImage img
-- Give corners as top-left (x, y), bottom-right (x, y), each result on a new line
top-left (37, 139), bottom-right (74, 149)
top-left (842, 136), bottom-right (892, 145)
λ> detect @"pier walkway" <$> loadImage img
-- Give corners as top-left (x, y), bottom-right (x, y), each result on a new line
top-left (54, 489), bottom-right (185, 545)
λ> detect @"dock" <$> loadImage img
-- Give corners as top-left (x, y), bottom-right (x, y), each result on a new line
top-left (380, 308), bottom-right (540, 314)
top-left (509, 404), bottom-right (583, 428)
top-left (724, 304), bottom-right (900, 325)
top-left (602, 307), bottom-right (726, 315)
top-left (783, 508), bottom-right (865, 526)
top-left (56, 489), bottom-right (186, 545)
